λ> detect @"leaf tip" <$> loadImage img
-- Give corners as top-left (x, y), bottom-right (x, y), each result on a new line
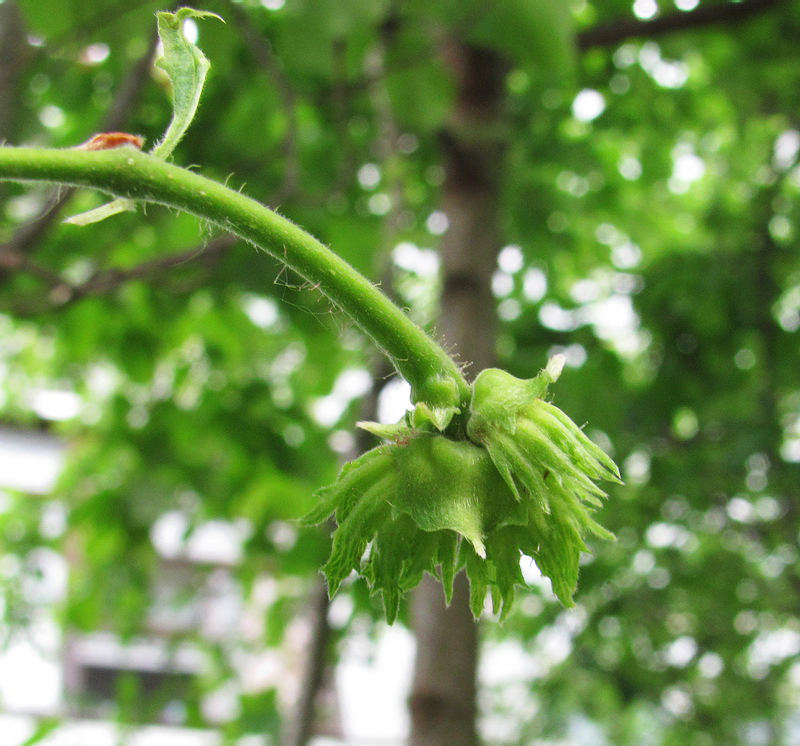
top-left (545, 353), bottom-right (565, 381)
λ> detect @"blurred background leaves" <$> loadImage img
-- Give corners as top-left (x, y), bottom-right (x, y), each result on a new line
top-left (1, 0), bottom-right (800, 744)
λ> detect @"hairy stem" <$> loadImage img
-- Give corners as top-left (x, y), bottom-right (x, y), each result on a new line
top-left (0, 146), bottom-right (470, 411)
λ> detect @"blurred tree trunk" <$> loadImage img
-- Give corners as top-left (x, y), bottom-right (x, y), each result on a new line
top-left (409, 41), bottom-right (507, 746)
top-left (0, 1), bottom-right (25, 207)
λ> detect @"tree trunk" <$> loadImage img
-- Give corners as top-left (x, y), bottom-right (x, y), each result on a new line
top-left (408, 41), bottom-right (507, 746)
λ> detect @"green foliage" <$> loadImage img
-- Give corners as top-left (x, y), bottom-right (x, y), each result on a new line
top-left (463, 0), bottom-right (576, 77)
top-left (3, 0), bottom-right (800, 743)
top-left (0, 7), bottom-right (619, 619)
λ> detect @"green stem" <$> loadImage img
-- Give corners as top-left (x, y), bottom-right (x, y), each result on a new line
top-left (0, 146), bottom-right (470, 411)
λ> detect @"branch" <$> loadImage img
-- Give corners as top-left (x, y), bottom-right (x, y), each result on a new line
top-left (282, 24), bottom-right (410, 742)
top-left (0, 16), bottom-right (163, 264)
top-left (280, 579), bottom-right (333, 746)
top-left (577, 0), bottom-right (788, 50)
top-left (0, 234), bottom-right (236, 315)
top-left (0, 146), bottom-right (470, 412)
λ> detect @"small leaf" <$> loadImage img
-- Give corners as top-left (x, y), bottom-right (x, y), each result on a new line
top-left (357, 419), bottom-right (415, 441)
top-left (299, 448), bottom-right (392, 526)
top-left (410, 401), bottom-right (459, 432)
top-left (65, 8), bottom-right (222, 226)
top-left (64, 198), bottom-right (135, 227)
top-left (151, 8), bottom-right (224, 160)
top-left (321, 474), bottom-right (393, 595)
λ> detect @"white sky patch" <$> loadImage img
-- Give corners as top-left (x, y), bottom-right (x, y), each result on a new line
top-left (613, 44), bottom-right (638, 69)
top-left (202, 681), bottom-right (241, 723)
top-left (426, 210), bottom-right (449, 235)
top-left (625, 449), bottom-right (651, 484)
top-left (783, 438), bottom-right (800, 463)
top-left (669, 145), bottom-right (706, 194)
top-left (392, 241), bottom-right (440, 277)
top-left (337, 625), bottom-right (413, 742)
top-left (675, 0), bottom-right (699, 9)
top-left (492, 271), bottom-right (514, 298)
top-left (151, 510), bottom-right (251, 565)
top-left (618, 155), bottom-right (642, 181)
top-left (498, 299), bottom-right (521, 321)
top-left (151, 510), bottom-right (190, 559)
top-left (548, 343), bottom-right (587, 368)
top-left (774, 284), bottom-right (800, 332)
top-left (782, 412), bottom-right (800, 463)
top-left (21, 548), bottom-right (68, 605)
top-left (357, 163), bottom-right (381, 189)
top-left (556, 171), bottom-right (590, 196)
top-left (647, 522), bottom-right (692, 550)
top-left (583, 294), bottom-right (644, 354)
top-left (243, 294), bottom-right (279, 328)
top-left (633, 0), bottom-right (659, 20)
top-left (664, 636), bottom-right (698, 667)
top-left (523, 268), bottom-right (547, 302)
top-left (698, 651), bottom-right (724, 678)
top-left (0, 428), bottom-right (65, 495)
top-left (750, 628), bottom-right (800, 670)
top-left (377, 378), bottom-right (412, 424)
top-left (595, 222), bottom-right (621, 246)
top-left (481, 640), bottom-right (538, 686)
top-left (312, 368), bottom-right (373, 427)
top-left (0, 618), bottom-right (62, 712)
top-left (6, 193), bottom-right (46, 222)
top-left (769, 215), bottom-right (792, 242)
top-left (534, 271), bottom-right (645, 356)
top-left (639, 42), bottom-right (689, 89)
top-left (570, 279), bottom-right (600, 304)
top-left (571, 89), bottom-right (606, 122)
top-left (38, 104), bottom-right (65, 129)
top-left (727, 495), bottom-right (759, 523)
top-left (182, 18), bottom-right (199, 44)
top-left (774, 130), bottom-right (800, 171)
top-left (661, 686), bottom-right (692, 718)
top-left (498, 245), bottom-right (524, 273)
top-left (28, 388), bottom-right (82, 421)
top-left (611, 241), bottom-right (642, 269)
top-left (539, 302), bottom-right (580, 332)
top-left (652, 60), bottom-right (689, 88)
top-left (674, 151), bottom-right (706, 180)
top-left (80, 42), bottom-right (110, 65)
top-left (187, 520), bottom-right (249, 565)
top-left (368, 193), bottom-right (391, 216)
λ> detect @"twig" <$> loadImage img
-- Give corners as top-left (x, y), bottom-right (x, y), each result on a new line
top-left (0, 6), bottom-right (165, 266)
top-left (577, 0), bottom-right (788, 50)
top-left (280, 579), bottom-right (333, 746)
top-left (1, 234), bottom-right (236, 315)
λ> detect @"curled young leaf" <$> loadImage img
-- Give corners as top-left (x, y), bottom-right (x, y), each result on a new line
top-left (66, 7), bottom-right (222, 226)
top-left (151, 8), bottom-right (224, 160)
